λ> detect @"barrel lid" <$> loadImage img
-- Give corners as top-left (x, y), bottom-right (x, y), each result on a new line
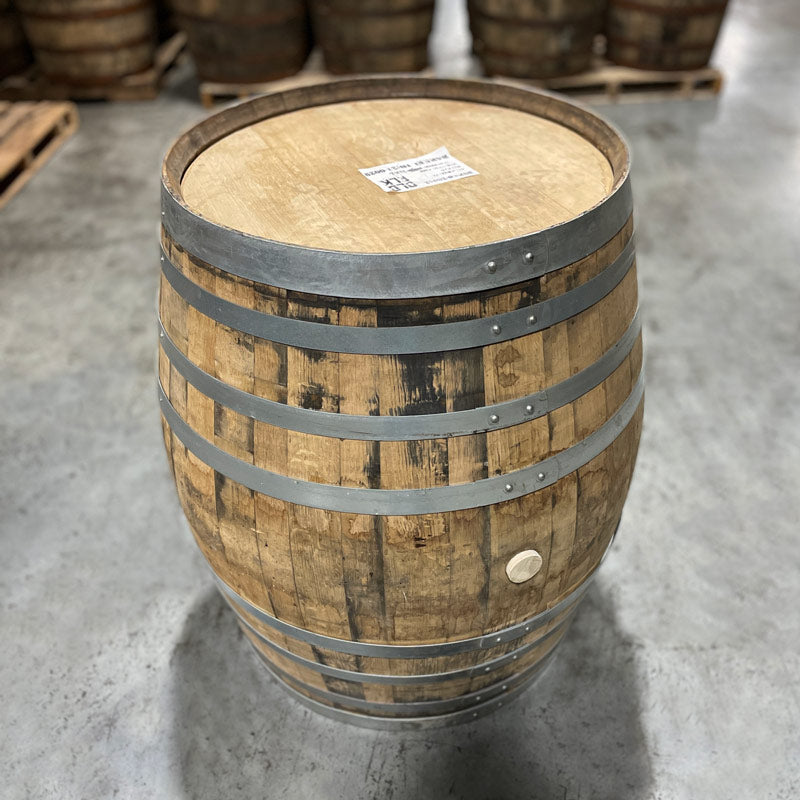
top-left (161, 78), bottom-right (632, 299)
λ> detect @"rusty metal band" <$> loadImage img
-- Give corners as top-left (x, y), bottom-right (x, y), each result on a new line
top-left (260, 648), bottom-right (558, 729)
top-left (157, 308), bottom-right (640, 440)
top-left (236, 600), bottom-right (574, 684)
top-left (160, 78), bottom-right (632, 300)
top-left (258, 641), bottom-right (560, 716)
top-left (158, 235), bottom-right (635, 354)
top-left (20, 1), bottom-right (152, 20)
top-left (469, 5), bottom-right (603, 29)
top-left (158, 369), bottom-right (643, 514)
top-left (609, 0), bottom-right (727, 16)
top-left (317, 0), bottom-right (434, 18)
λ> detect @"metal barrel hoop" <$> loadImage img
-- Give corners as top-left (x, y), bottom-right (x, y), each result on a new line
top-left (236, 599), bottom-right (576, 684)
top-left (259, 647), bottom-right (560, 730)
top-left (158, 235), bottom-right (636, 355)
top-left (160, 78), bottom-right (633, 300)
top-left (157, 369), bottom-right (644, 515)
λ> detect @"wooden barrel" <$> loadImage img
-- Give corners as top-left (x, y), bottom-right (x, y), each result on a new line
top-left (169, 0), bottom-right (311, 84)
top-left (158, 78), bottom-right (643, 727)
top-left (310, 0), bottom-right (433, 74)
top-left (17, 0), bottom-right (156, 85)
top-left (606, 0), bottom-right (728, 70)
top-left (470, 0), bottom-right (606, 79)
top-left (0, 1), bottom-right (33, 79)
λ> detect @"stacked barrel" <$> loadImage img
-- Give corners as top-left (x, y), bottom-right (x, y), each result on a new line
top-left (169, 0), bottom-right (311, 84)
top-left (606, 0), bottom-right (728, 70)
top-left (0, 1), bottom-right (33, 79)
top-left (310, 0), bottom-right (435, 74)
top-left (16, 0), bottom-right (156, 86)
top-left (470, 0), bottom-right (606, 79)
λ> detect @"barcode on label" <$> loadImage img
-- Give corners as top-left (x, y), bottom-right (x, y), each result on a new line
top-left (359, 147), bottom-right (479, 193)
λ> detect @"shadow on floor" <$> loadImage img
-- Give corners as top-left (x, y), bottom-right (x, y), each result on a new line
top-left (170, 584), bottom-right (651, 800)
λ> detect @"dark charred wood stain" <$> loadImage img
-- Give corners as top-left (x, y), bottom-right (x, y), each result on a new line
top-left (298, 381), bottom-right (325, 410)
top-left (214, 403), bottom-right (254, 452)
top-left (393, 354), bottom-right (445, 416)
top-left (364, 441), bottom-right (381, 489)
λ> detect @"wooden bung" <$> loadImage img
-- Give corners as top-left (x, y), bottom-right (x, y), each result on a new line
top-left (158, 78), bottom-right (644, 726)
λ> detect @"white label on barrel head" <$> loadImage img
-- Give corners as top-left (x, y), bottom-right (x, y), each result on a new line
top-left (358, 147), bottom-right (479, 193)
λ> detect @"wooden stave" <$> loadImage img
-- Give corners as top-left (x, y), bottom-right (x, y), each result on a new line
top-left (606, 0), bottom-right (728, 70)
top-left (158, 81), bottom-right (643, 720)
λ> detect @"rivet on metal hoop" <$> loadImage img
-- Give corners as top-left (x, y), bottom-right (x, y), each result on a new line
top-left (489, 414), bottom-right (500, 424)
top-left (524, 252), bottom-right (534, 263)
top-left (537, 472), bottom-right (546, 481)
top-left (524, 404), bottom-right (534, 415)
top-left (486, 260), bottom-right (497, 274)
top-left (527, 314), bottom-right (537, 326)
top-left (491, 324), bottom-right (502, 335)
top-left (504, 483), bottom-right (513, 493)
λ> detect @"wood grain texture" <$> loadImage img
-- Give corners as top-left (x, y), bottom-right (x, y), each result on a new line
top-left (159, 85), bottom-right (643, 719)
top-left (0, 100), bottom-right (79, 209)
top-left (606, 0), bottom-right (729, 70)
top-left (180, 98), bottom-right (614, 253)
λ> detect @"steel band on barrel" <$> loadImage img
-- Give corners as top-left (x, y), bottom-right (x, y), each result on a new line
top-left (158, 235), bottom-right (635, 355)
top-left (258, 647), bottom-right (559, 716)
top-left (160, 78), bottom-right (632, 300)
top-left (158, 308), bottom-right (640, 440)
top-left (157, 369), bottom-right (644, 515)
top-left (237, 601), bottom-right (574, 684)
top-left (259, 649), bottom-right (559, 730)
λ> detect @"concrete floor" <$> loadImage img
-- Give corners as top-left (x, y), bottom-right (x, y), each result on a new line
top-left (1, 1), bottom-right (799, 797)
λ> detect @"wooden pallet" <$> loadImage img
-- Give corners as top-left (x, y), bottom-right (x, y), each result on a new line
top-left (538, 61), bottom-right (723, 103)
top-left (0, 101), bottom-right (79, 209)
top-left (199, 49), bottom-right (435, 107)
top-left (0, 32), bottom-right (186, 102)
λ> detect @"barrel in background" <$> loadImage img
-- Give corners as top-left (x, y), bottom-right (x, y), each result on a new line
top-left (310, 0), bottom-right (434, 74)
top-left (606, 0), bottom-right (729, 70)
top-left (17, 0), bottom-right (156, 86)
top-left (169, 0), bottom-right (311, 84)
top-left (158, 78), bottom-right (643, 726)
top-left (0, 1), bottom-right (33, 79)
top-left (470, 0), bottom-right (606, 79)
